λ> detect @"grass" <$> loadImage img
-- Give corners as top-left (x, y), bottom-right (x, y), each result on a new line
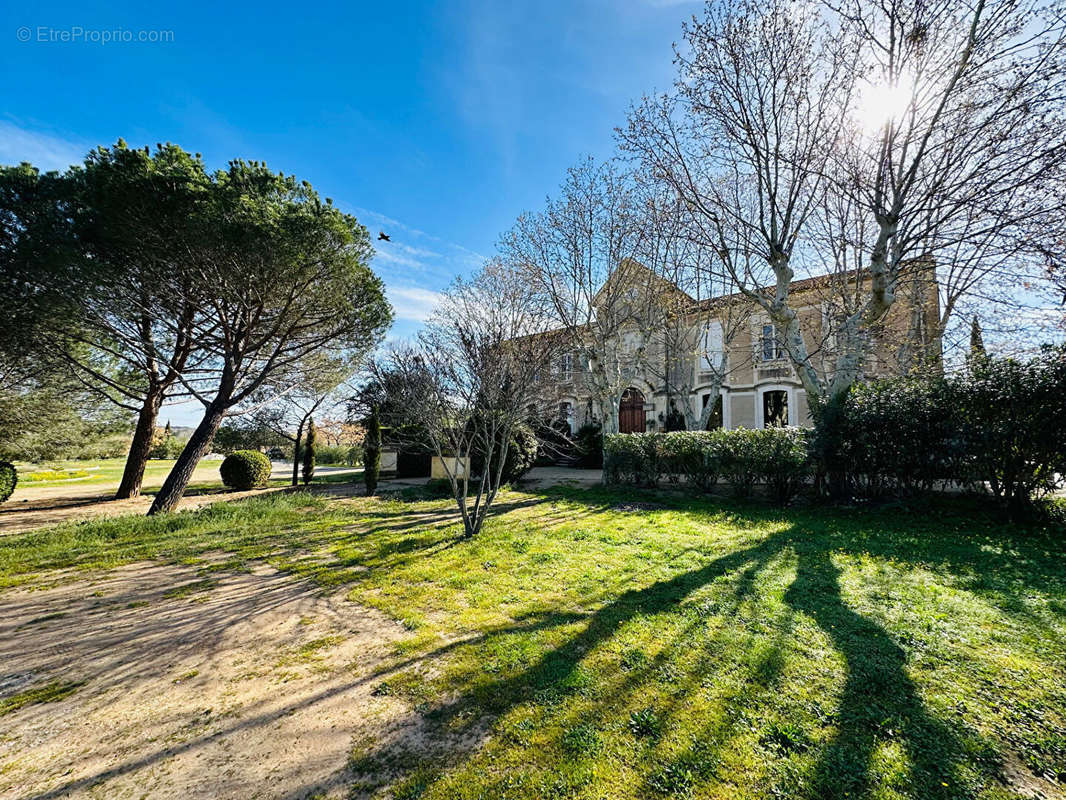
top-left (1, 485), bottom-right (1064, 798)
top-left (9, 456), bottom-right (360, 491)
top-left (0, 681), bottom-right (83, 716)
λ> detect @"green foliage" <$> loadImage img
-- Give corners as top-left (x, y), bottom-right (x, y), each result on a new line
top-left (574, 422), bottom-right (603, 469)
top-left (0, 461), bottom-right (16, 504)
top-left (214, 421), bottom-right (289, 456)
top-left (364, 406), bottom-right (381, 496)
top-left (302, 418), bottom-right (316, 485)
top-left (958, 346), bottom-right (1066, 511)
top-left (604, 429), bottom-right (811, 504)
top-left (470, 422), bottom-right (539, 484)
top-left (315, 444), bottom-right (351, 465)
top-left (811, 378), bottom-right (961, 498)
top-left (148, 424), bottom-right (186, 460)
top-left (219, 449), bottom-right (272, 490)
top-left (813, 347), bottom-right (1066, 511)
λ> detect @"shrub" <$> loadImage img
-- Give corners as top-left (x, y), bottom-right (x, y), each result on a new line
top-left (660, 430), bottom-right (723, 489)
top-left (219, 450), bottom-right (272, 490)
top-left (315, 444), bottom-right (350, 465)
top-left (604, 432), bottom-right (665, 487)
top-left (470, 422), bottom-right (539, 484)
top-left (717, 428), bottom-right (763, 498)
top-left (750, 427), bottom-right (810, 505)
top-left (957, 346), bottom-right (1066, 512)
top-left (604, 428), bottom-right (810, 502)
top-left (574, 422), bottom-right (603, 469)
top-left (812, 378), bottom-right (960, 498)
top-left (0, 461), bottom-right (16, 504)
top-left (810, 346), bottom-right (1066, 511)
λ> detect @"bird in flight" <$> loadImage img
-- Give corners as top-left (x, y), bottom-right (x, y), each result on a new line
top-left (378, 232), bottom-right (391, 242)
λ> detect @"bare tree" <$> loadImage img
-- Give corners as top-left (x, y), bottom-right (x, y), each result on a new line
top-left (629, 179), bottom-right (753, 430)
top-left (623, 0), bottom-right (853, 401)
top-left (500, 157), bottom-right (672, 433)
top-left (623, 0), bottom-right (1066, 403)
top-left (373, 260), bottom-right (559, 538)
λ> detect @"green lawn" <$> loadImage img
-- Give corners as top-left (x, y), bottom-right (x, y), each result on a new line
top-left (1, 486), bottom-right (1064, 799)
top-left (11, 456), bottom-right (358, 491)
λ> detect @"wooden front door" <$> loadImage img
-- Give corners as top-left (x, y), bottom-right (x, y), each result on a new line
top-left (619, 388), bottom-right (646, 434)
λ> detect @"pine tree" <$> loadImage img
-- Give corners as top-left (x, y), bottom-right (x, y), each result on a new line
top-left (301, 417), bottom-right (316, 485)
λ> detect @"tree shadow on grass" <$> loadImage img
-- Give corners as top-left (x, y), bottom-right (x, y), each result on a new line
top-left (347, 487), bottom-right (1058, 798)
top-left (784, 545), bottom-right (988, 799)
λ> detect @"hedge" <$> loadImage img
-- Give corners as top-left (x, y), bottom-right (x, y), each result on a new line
top-left (812, 345), bottom-right (1066, 510)
top-left (604, 428), bottom-right (810, 504)
top-left (219, 450), bottom-right (272, 490)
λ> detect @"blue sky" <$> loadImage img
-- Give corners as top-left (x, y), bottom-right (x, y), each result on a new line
top-left (1, 0), bottom-right (697, 423)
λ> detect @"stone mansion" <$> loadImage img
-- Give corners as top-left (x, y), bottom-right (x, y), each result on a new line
top-left (536, 260), bottom-right (942, 434)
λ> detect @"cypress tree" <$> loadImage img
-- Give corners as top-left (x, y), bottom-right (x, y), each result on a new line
top-left (970, 317), bottom-right (986, 356)
top-left (302, 417), bottom-right (316, 485)
top-left (968, 317), bottom-right (988, 372)
top-left (363, 405), bottom-right (381, 496)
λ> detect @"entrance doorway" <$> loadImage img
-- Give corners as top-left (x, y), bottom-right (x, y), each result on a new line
top-left (762, 390), bottom-right (789, 427)
top-left (619, 388), bottom-right (646, 434)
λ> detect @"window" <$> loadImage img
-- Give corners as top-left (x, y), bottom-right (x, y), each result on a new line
top-left (700, 321), bottom-right (725, 371)
top-left (761, 324), bottom-right (784, 361)
top-left (557, 352), bottom-right (573, 381)
top-left (762, 390), bottom-right (788, 428)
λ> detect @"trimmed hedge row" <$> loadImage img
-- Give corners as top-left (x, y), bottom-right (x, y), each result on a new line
top-left (815, 346), bottom-right (1066, 509)
top-left (604, 428), bottom-right (810, 504)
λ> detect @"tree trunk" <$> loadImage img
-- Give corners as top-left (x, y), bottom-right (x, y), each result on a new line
top-left (291, 419), bottom-right (305, 487)
top-left (115, 387), bottom-right (165, 500)
top-left (148, 402), bottom-right (226, 515)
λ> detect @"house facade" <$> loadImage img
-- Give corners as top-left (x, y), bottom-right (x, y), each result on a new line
top-left (537, 261), bottom-right (942, 434)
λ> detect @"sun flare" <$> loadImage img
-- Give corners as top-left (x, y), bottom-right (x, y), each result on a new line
top-left (853, 73), bottom-right (916, 133)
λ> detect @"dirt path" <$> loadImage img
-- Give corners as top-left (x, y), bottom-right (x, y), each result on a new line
top-left (0, 562), bottom-right (425, 799)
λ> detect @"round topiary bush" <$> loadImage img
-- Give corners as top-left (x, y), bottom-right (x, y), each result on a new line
top-left (219, 450), bottom-right (272, 490)
top-left (0, 461), bottom-right (17, 505)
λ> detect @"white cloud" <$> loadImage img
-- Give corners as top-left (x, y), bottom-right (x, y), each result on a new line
top-left (0, 120), bottom-right (88, 171)
top-left (387, 285), bottom-right (443, 322)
